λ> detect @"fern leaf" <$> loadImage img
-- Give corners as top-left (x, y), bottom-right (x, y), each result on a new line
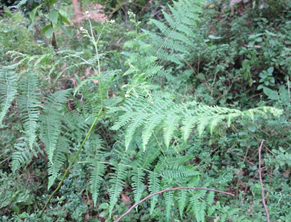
top-left (165, 190), bottom-right (174, 221)
top-left (12, 137), bottom-right (32, 172)
top-left (149, 171), bottom-right (161, 214)
top-left (19, 73), bottom-right (40, 149)
top-left (125, 113), bottom-right (149, 150)
top-left (181, 116), bottom-right (199, 143)
top-left (163, 115), bottom-right (181, 148)
top-left (90, 162), bottom-right (106, 206)
top-left (47, 135), bottom-right (69, 189)
top-left (112, 95), bottom-right (282, 151)
top-left (39, 90), bottom-right (70, 164)
top-left (142, 114), bottom-right (164, 150)
top-left (178, 189), bottom-right (187, 219)
top-left (131, 168), bottom-right (146, 206)
top-left (190, 189), bottom-right (207, 222)
top-left (85, 134), bottom-right (107, 206)
top-left (108, 164), bottom-right (128, 217)
top-left (206, 192), bottom-right (215, 216)
top-left (0, 68), bottom-right (18, 128)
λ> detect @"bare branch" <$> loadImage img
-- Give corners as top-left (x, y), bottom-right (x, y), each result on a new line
top-left (115, 187), bottom-right (235, 222)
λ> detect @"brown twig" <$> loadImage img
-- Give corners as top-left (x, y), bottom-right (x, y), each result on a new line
top-left (115, 187), bottom-right (235, 222)
top-left (243, 171), bottom-right (259, 200)
top-left (258, 140), bottom-right (270, 222)
top-left (236, 155), bottom-right (255, 165)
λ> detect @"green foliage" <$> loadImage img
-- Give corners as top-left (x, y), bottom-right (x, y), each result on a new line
top-left (1, 0), bottom-right (291, 221)
top-left (110, 95), bottom-right (282, 150)
top-left (0, 68), bottom-right (18, 128)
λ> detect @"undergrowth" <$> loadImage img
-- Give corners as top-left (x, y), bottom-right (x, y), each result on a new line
top-left (0, 0), bottom-right (291, 221)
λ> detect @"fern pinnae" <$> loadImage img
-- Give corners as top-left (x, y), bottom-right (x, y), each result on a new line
top-left (206, 192), bottom-right (215, 216)
top-left (0, 68), bottom-right (18, 128)
top-left (111, 111), bottom-right (138, 131)
top-left (163, 115), bottom-right (181, 148)
top-left (12, 137), bottom-right (32, 172)
top-left (149, 171), bottom-right (161, 214)
top-left (40, 114), bottom-right (61, 164)
top-left (178, 188), bottom-right (187, 219)
top-left (39, 90), bottom-right (70, 163)
top-left (125, 113), bottom-right (149, 149)
top-left (140, 146), bottom-right (161, 168)
top-left (190, 189), bottom-right (207, 222)
top-left (91, 161), bottom-right (106, 206)
top-left (181, 116), bottom-right (199, 143)
top-left (131, 168), bottom-right (146, 207)
top-left (142, 114), bottom-right (164, 150)
top-left (108, 164), bottom-right (128, 217)
top-left (209, 116), bottom-right (225, 135)
top-left (19, 73), bottom-right (40, 149)
top-left (47, 135), bottom-right (69, 189)
top-left (165, 189), bottom-right (174, 221)
top-left (87, 134), bottom-right (107, 206)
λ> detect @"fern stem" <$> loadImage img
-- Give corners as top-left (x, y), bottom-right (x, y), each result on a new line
top-left (88, 17), bottom-right (105, 107)
top-left (40, 18), bottom-right (106, 217)
top-left (39, 108), bottom-right (103, 217)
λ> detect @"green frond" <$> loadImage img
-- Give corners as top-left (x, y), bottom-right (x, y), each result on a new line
top-left (149, 171), bottom-right (161, 214)
top-left (190, 189), bottom-right (207, 222)
top-left (206, 192), bottom-right (215, 216)
top-left (111, 96), bottom-right (282, 151)
top-left (142, 114), bottom-right (164, 150)
top-left (87, 134), bottom-right (106, 206)
top-left (140, 146), bottom-right (161, 168)
top-left (39, 90), bottom-right (70, 164)
top-left (0, 68), bottom-right (18, 128)
top-left (12, 137), bottom-right (32, 172)
top-left (163, 115), bottom-right (181, 148)
top-left (165, 190), bottom-right (174, 221)
top-left (181, 116), bottom-right (199, 143)
top-left (47, 135), bottom-right (69, 189)
top-left (125, 113), bottom-right (150, 149)
top-left (18, 73), bottom-right (40, 149)
top-left (108, 164), bottom-right (128, 217)
top-left (90, 162), bottom-right (106, 206)
top-left (178, 189), bottom-right (187, 219)
top-left (143, 0), bottom-right (203, 64)
top-left (131, 168), bottom-right (146, 206)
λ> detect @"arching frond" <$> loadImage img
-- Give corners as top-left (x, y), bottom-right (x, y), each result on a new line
top-left (111, 96), bottom-right (282, 151)
top-left (0, 68), bottom-right (18, 128)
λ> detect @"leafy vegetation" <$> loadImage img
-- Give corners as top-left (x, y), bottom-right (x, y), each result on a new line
top-left (0, 0), bottom-right (291, 221)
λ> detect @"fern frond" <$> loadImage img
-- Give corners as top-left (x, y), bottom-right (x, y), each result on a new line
top-left (163, 115), bottom-right (181, 148)
top-left (0, 68), bottom-right (18, 128)
top-left (165, 190), bottom-right (174, 221)
top-left (111, 96), bottom-right (282, 151)
top-left (18, 73), bottom-right (40, 149)
top-left (47, 135), bottom-right (69, 189)
top-left (206, 191), bottom-right (215, 216)
top-left (39, 90), bottom-right (70, 164)
top-left (87, 134), bottom-right (106, 206)
top-left (190, 189), bottom-right (207, 222)
top-left (131, 168), bottom-right (146, 206)
top-left (108, 164), bottom-right (128, 217)
top-left (12, 137), bottom-right (32, 172)
top-left (91, 161), bottom-right (106, 206)
top-left (178, 189), bottom-right (187, 219)
top-left (149, 171), bottom-right (161, 214)
top-left (144, 0), bottom-right (203, 64)
top-left (125, 113), bottom-right (150, 149)
top-left (141, 114), bottom-right (164, 151)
